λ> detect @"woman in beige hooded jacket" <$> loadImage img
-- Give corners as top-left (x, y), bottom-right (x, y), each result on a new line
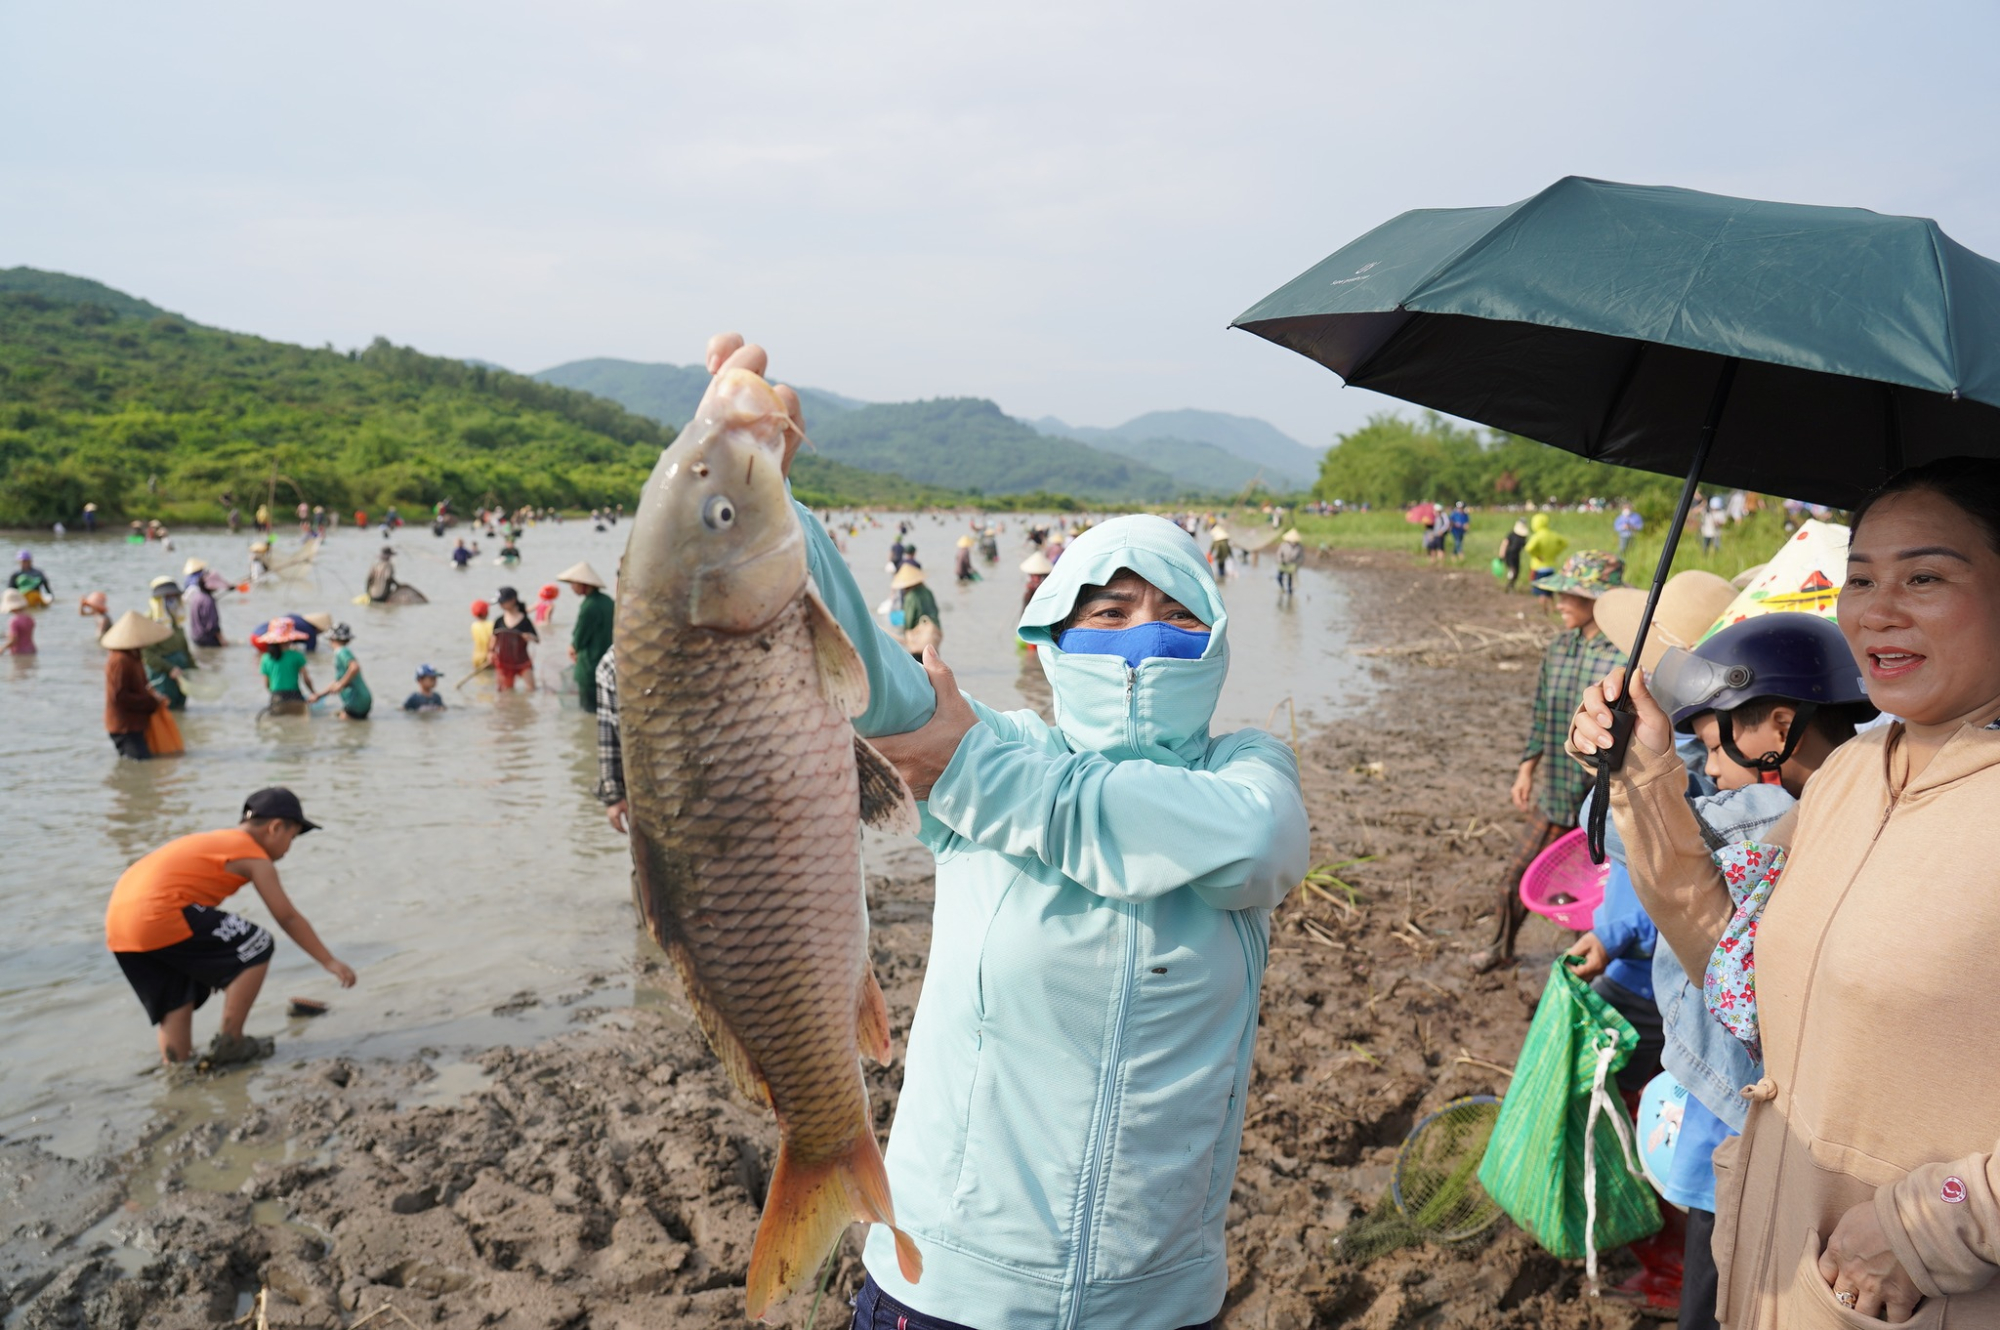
top-left (1570, 458), bottom-right (2000, 1329)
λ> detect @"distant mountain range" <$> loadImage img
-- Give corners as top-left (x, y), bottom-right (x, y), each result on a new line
top-left (534, 358), bottom-right (1323, 500)
top-left (1033, 409), bottom-right (1323, 490)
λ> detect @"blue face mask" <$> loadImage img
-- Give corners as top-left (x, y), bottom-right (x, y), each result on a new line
top-left (1057, 621), bottom-right (1211, 668)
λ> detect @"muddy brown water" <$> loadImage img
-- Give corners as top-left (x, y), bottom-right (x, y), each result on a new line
top-left (0, 514), bottom-right (1373, 1159)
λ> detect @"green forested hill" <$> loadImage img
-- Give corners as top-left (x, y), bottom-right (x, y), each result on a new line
top-left (0, 267), bottom-right (172, 321)
top-left (809, 397), bottom-right (1190, 501)
top-left (540, 359), bottom-right (1242, 501)
top-left (0, 285), bottom-right (678, 526)
top-left (535, 357), bottom-right (864, 431)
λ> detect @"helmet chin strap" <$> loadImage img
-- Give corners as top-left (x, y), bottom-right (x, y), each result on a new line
top-left (1717, 703), bottom-right (1819, 775)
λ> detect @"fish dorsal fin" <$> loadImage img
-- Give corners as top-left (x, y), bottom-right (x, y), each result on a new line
top-left (803, 588), bottom-right (870, 718)
top-left (854, 735), bottom-right (921, 836)
top-left (857, 966), bottom-right (892, 1064)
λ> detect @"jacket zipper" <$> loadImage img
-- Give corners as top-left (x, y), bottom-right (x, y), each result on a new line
top-left (1742, 791), bottom-right (1898, 1315)
top-left (1064, 899), bottom-right (1140, 1329)
top-left (1124, 664), bottom-right (1138, 753)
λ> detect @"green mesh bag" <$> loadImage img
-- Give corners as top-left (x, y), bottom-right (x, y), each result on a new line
top-left (1477, 957), bottom-right (1660, 1283)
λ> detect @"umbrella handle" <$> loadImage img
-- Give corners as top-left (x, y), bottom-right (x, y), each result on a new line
top-left (1585, 710), bottom-right (1636, 864)
top-left (1587, 355), bottom-right (1739, 865)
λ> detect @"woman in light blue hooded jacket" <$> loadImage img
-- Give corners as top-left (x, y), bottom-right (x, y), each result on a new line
top-left (809, 517), bottom-right (1306, 1328)
top-left (700, 335), bottom-right (1309, 1330)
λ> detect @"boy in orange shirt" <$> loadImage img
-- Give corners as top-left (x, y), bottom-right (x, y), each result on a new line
top-left (106, 788), bottom-right (356, 1065)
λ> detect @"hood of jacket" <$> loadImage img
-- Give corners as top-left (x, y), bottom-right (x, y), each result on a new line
top-left (1017, 515), bottom-right (1227, 767)
top-left (1530, 513), bottom-right (1551, 532)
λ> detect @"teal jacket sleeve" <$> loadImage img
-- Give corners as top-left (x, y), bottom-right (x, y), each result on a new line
top-left (796, 499), bottom-right (936, 738)
top-left (922, 723), bottom-right (1310, 910)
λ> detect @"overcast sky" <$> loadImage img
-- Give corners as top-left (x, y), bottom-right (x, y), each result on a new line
top-left (5, 1), bottom-right (1998, 448)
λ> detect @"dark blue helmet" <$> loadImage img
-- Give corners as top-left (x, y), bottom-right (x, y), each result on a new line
top-left (1652, 614), bottom-right (1875, 772)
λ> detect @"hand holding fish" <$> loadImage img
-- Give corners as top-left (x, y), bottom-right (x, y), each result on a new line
top-left (869, 646), bottom-right (981, 800)
top-left (705, 332), bottom-right (808, 474)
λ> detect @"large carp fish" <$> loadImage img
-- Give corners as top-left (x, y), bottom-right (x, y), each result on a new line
top-left (616, 366), bottom-right (924, 1318)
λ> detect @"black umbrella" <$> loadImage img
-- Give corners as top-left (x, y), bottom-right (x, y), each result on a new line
top-left (1233, 176), bottom-right (2000, 858)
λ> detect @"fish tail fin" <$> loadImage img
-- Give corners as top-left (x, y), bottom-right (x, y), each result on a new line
top-left (744, 1125), bottom-right (922, 1320)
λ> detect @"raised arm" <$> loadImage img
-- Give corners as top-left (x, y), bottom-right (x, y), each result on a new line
top-left (796, 499), bottom-right (936, 738)
top-left (1568, 666), bottom-right (1742, 977)
top-left (925, 724), bottom-right (1309, 909)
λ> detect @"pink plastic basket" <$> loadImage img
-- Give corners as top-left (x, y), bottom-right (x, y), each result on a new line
top-left (1518, 827), bottom-right (1609, 931)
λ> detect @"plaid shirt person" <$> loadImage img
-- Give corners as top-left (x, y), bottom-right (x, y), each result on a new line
top-left (1523, 625), bottom-right (1626, 826)
top-left (595, 647), bottom-right (623, 807)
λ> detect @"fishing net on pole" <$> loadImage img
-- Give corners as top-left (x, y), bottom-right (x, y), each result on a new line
top-left (1332, 1095), bottom-right (1505, 1264)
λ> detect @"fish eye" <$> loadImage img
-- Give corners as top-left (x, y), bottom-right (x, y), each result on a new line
top-left (703, 496), bottom-right (736, 530)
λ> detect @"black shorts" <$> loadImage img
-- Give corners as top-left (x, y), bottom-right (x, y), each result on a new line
top-left (114, 905), bottom-right (275, 1025)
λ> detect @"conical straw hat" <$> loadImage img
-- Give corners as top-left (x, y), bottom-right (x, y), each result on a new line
top-left (1018, 552), bottom-right (1054, 575)
top-left (891, 563), bottom-right (927, 589)
top-left (956, 536), bottom-right (975, 548)
top-left (1594, 571), bottom-right (1739, 673)
top-left (1282, 528), bottom-right (1301, 541)
top-left (101, 610), bottom-right (173, 650)
top-left (183, 557), bottom-right (208, 576)
top-left (302, 611), bottom-right (335, 632)
top-left (1209, 526), bottom-right (1230, 542)
top-left (557, 561), bottom-right (606, 588)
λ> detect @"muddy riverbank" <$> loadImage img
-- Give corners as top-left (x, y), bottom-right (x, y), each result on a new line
top-left (2, 551), bottom-right (1644, 1330)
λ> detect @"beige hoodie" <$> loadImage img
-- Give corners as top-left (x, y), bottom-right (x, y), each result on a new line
top-left (1611, 720), bottom-right (2000, 1329)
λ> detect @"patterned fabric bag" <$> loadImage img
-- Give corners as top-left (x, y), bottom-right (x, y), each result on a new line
top-left (1703, 842), bottom-right (1788, 1061)
top-left (1478, 958), bottom-right (1660, 1285)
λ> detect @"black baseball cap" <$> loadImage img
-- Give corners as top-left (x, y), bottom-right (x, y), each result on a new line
top-left (242, 787), bottom-right (321, 832)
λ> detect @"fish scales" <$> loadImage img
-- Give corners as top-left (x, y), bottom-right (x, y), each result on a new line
top-left (622, 597), bottom-right (869, 1156)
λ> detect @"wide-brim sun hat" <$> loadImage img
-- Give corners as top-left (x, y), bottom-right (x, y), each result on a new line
top-left (263, 620), bottom-right (308, 645)
top-left (1594, 571), bottom-right (1739, 673)
top-left (891, 564), bottom-right (927, 589)
top-left (101, 610), bottom-right (174, 650)
top-left (0, 590), bottom-right (27, 613)
top-left (148, 575), bottom-right (182, 597)
top-left (182, 557), bottom-right (208, 576)
top-left (538, 585), bottom-right (559, 600)
top-left (556, 561), bottom-right (605, 588)
top-left (1533, 550), bottom-right (1626, 599)
top-left (79, 591), bottom-right (108, 614)
top-left (302, 611), bottom-right (335, 632)
top-left (328, 623), bottom-right (354, 642)
top-left (1019, 551), bottom-right (1054, 575)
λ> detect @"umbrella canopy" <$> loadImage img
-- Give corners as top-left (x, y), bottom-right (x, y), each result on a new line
top-left (1237, 176), bottom-right (2000, 862)
top-left (1232, 176), bottom-right (2000, 508)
